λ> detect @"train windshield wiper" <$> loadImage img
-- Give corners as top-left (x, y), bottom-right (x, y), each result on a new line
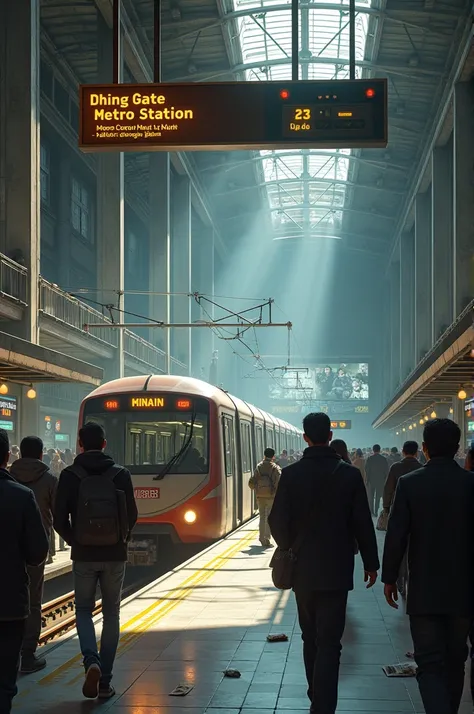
top-left (153, 413), bottom-right (196, 481)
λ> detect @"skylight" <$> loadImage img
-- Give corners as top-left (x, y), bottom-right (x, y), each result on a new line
top-left (231, 0), bottom-right (372, 238)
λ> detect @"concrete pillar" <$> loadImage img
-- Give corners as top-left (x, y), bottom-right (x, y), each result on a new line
top-left (453, 82), bottom-right (474, 316)
top-left (432, 138), bottom-right (454, 342)
top-left (414, 190), bottom-right (432, 361)
top-left (171, 176), bottom-right (191, 373)
top-left (389, 259), bottom-right (401, 392)
top-left (57, 155), bottom-right (71, 288)
top-left (400, 230), bottom-right (415, 381)
top-left (96, 13), bottom-right (124, 378)
top-left (0, 0), bottom-right (40, 342)
top-left (149, 153), bottom-right (171, 372)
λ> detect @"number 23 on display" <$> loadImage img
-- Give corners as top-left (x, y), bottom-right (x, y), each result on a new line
top-left (294, 108), bottom-right (311, 120)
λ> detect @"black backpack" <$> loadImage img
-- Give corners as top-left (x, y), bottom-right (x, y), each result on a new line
top-left (71, 464), bottom-right (128, 547)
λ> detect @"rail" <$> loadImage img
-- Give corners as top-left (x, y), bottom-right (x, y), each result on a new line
top-left (39, 278), bottom-right (119, 346)
top-left (0, 254), bottom-right (28, 304)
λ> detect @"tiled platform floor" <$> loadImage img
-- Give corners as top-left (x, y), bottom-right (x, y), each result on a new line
top-left (13, 520), bottom-right (474, 713)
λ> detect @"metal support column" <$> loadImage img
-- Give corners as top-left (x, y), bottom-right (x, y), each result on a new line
top-left (390, 257), bottom-right (401, 392)
top-left (0, 0), bottom-right (40, 343)
top-left (171, 176), bottom-right (192, 374)
top-left (414, 190), bottom-right (432, 361)
top-left (97, 10), bottom-right (125, 379)
top-left (291, 0), bottom-right (299, 80)
top-left (400, 230), bottom-right (415, 382)
top-left (349, 0), bottom-right (356, 80)
top-left (453, 82), bottom-right (474, 317)
top-left (149, 153), bottom-right (171, 373)
top-left (431, 138), bottom-right (454, 343)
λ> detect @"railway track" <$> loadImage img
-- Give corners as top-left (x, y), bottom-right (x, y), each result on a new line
top-left (40, 575), bottom-right (149, 645)
top-left (40, 591), bottom-right (101, 645)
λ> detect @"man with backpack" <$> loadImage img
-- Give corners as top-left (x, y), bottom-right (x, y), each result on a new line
top-left (249, 447), bottom-right (281, 547)
top-left (54, 422), bottom-right (138, 701)
top-left (9, 436), bottom-right (58, 674)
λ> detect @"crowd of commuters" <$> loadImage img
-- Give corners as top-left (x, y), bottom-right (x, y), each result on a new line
top-left (1, 423), bottom-right (138, 713)
top-left (252, 413), bottom-right (474, 714)
top-left (4, 408), bottom-right (474, 714)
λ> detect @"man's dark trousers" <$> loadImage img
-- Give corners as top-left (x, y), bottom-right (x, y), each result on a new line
top-left (295, 589), bottom-right (348, 714)
top-left (0, 620), bottom-right (25, 714)
top-left (410, 614), bottom-right (471, 714)
top-left (370, 480), bottom-right (384, 516)
top-left (22, 563), bottom-right (45, 657)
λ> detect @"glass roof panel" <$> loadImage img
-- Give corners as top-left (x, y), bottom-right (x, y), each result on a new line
top-left (231, 0), bottom-right (372, 237)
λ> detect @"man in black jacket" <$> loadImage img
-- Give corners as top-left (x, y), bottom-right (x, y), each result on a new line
top-left (54, 422), bottom-right (138, 702)
top-left (269, 413), bottom-right (379, 714)
top-left (0, 429), bottom-right (49, 714)
top-left (10, 435), bottom-right (58, 674)
top-left (382, 419), bottom-right (474, 714)
top-left (365, 444), bottom-right (389, 515)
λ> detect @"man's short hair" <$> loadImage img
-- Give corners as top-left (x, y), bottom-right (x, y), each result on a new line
top-left (264, 447), bottom-right (275, 458)
top-left (20, 436), bottom-right (43, 460)
top-left (282, 449), bottom-right (287, 455)
top-left (373, 444), bottom-right (381, 453)
top-left (79, 422), bottom-right (106, 452)
top-left (0, 429), bottom-right (9, 465)
top-left (423, 419), bottom-right (460, 459)
top-left (303, 412), bottom-right (331, 445)
top-left (402, 440), bottom-right (418, 457)
top-left (391, 447), bottom-right (398, 454)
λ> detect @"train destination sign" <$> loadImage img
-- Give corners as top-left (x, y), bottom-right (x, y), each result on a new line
top-left (331, 420), bottom-right (352, 430)
top-left (79, 79), bottom-right (387, 152)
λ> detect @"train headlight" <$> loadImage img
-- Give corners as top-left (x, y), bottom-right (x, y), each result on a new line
top-left (184, 510), bottom-right (197, 524)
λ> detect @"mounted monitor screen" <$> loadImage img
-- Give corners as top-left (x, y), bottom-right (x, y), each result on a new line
top-left (79, 79), bottom-right (387, 152)
top-left (269, 363), bottom-right (369, 405)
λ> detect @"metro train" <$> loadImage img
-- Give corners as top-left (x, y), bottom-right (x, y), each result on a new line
top-left (79, 375), bottom-right (303, 563)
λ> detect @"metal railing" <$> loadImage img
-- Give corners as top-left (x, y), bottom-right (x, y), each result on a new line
top-left (39, 278), bottom-right (190, 374)
top-left (39, 279), bottom-right (119, 347)
top-left (124, 330), bottom-right (166, 372)
top-left (0, 255), bottom-right (28, 305)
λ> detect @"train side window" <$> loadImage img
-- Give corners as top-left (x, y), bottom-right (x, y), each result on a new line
top-left (255, 424), bottom-right (264, 461)
top-left (223, 416), bottom-right (235, 477)
top-left (240, 421), bottom-right (252, 472)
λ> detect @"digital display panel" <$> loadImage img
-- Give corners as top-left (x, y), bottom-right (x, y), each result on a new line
top-left (79, 79), bottom-right (387, 152)
top-left (100, 395), bottom-right (194, 411)
top-left (269, 363), bottom-right (369, 404)
top-left (331, 420), bottom-right (352, 430)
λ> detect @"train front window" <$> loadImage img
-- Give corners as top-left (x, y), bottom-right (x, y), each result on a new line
top-left (125, 413), bottom-right (208, 472)
top-left (83, 395), bottom-right (209, 475)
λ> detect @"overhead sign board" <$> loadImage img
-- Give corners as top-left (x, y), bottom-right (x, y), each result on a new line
top-left (79, 79), bottom-right (387, 152)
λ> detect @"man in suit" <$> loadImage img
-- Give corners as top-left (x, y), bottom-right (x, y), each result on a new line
top-left (365, 444), bottom-right (389, 515)
top-left (382, 418), bottom-right (474, 714)
top-left (269, 412), bottom-right (379, 714)
top-left (0, 429), bottom-right (50, 713)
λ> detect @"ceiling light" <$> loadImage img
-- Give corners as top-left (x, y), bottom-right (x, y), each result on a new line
top-left (430, 410), bottom-right (437, 419)
top-left (402, 427), bottom-right (406, 432)
top-left (458, 388), bottom-right (467, 400)
top-left (0, 384), bottom-right (8, 395)
top-left (424, 415), bottom-right (429, 422)
top-left (27, 386), bottom-right (37, 400)
top-left (409, 425), bottom-right (413, 430)
top-left (419, 419), bottom-right (424, 425)
top-left (396, 431), bottom-right (399, 435)
top-left (449, 407), bottom-right (454, 414)
top-left (412, 423), bottom-right (417, 428)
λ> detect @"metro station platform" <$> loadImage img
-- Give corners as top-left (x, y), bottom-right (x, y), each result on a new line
top-left (14, 520), bottom-right (473, 714)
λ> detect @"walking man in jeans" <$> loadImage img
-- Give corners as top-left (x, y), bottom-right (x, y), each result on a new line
top-left (249, 447), bottom-right (281, 546)
top-left (382, 419), bottom-right (474, 714)
top-left (54, 422), bottom-right (138, 701)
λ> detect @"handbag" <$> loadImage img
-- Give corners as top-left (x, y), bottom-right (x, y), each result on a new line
top-left (269, 460), bottom-right (343, 590)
